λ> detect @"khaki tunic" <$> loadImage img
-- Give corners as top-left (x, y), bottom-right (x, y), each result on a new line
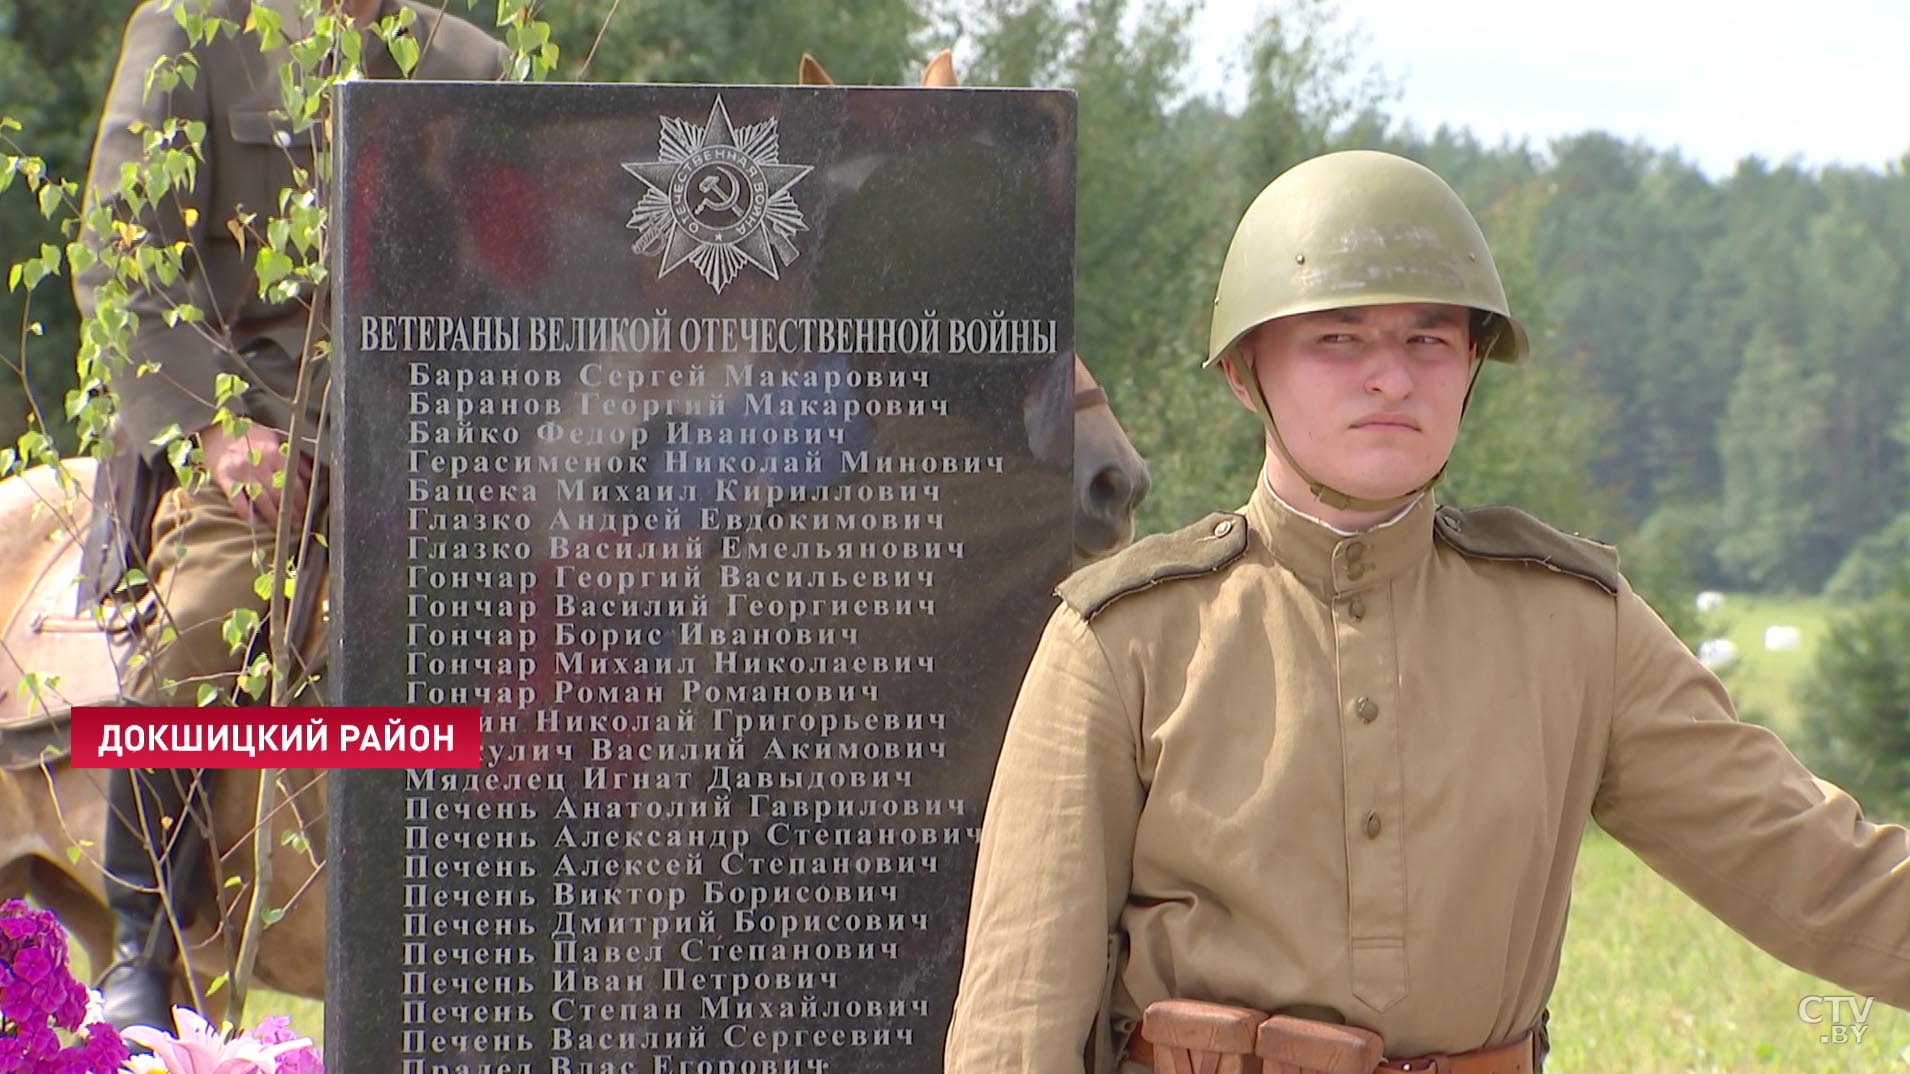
top-left (945, 482), bottom-right (1910, 1072)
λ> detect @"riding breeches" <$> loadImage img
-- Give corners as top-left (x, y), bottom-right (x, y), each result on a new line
top-left (125, 480), bottom-right (327, 705)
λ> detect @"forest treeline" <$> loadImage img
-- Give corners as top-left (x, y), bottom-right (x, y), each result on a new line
top-left (4, 0), bottom-right (1906, 611)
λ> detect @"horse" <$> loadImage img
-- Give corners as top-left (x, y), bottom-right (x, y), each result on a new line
top-left (1066, 356), bottom-right (1148, 561)
top-left (0, 458), bottom-right (330, 1006)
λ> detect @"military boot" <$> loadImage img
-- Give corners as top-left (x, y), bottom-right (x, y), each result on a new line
top-left (97, 767), bottom-right (211, 1032)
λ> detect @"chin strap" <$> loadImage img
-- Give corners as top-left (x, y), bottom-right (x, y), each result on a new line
top-left (1234, 348), bottom-right (1486, 513)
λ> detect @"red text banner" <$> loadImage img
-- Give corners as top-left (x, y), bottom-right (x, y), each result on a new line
top-left (69, 707), bottom-right (482, 768)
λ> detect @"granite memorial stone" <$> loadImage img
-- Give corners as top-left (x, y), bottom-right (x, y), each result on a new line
top-left (328, 81), bottom-right (1076, 1074)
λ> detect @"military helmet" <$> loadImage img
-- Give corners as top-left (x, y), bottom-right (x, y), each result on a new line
top-left (1206, 150), bottom-right (1529, 366)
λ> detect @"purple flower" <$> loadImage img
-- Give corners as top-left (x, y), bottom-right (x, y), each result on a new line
top-left (252, 1015), bottom-right (324, 1074)
top-left (11, 947), bottom-right (49, 983)
top-left (12, 1022), bottom-right (57, 1059)
top-left (0, 900), bottom-right (130, 1074)
top-left (0, 1036), bottom-right (28, 1073)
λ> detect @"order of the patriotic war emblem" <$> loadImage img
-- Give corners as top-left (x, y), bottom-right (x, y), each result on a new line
top-left (623, 97), bottom-right (813, 294)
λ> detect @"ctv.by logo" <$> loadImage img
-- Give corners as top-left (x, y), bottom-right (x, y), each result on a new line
top-left (1797, 995), bottom-right (1875, 1044)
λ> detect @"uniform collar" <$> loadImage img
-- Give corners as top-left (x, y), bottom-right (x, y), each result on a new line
top-left (1244, 474), bottom-right (1435, 599)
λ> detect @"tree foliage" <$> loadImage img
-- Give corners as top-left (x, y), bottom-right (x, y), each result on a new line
top-left (1797, 576), bottom-right (1910, 824)
top-left (6, 0), bottom-right (1908, 604)
top-left (0, 0), bottom-right (134, 448)
top-left (538, 0), bottom-right (925, 84)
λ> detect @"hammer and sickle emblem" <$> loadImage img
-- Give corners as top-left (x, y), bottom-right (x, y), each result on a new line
top-left (696, 166), bottom-right (743, 218)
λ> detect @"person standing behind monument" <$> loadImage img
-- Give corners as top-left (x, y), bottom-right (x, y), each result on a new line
top-left (943, 150), bottom-right (1910, 1074)
top-left (73, 0), bottom-right (507, 1031)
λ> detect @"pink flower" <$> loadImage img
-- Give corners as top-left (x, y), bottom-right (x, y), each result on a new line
top-left (119, 1007), bottom-right (313, 1074)
top-left (251, 1015), bottom-right (323, 1074)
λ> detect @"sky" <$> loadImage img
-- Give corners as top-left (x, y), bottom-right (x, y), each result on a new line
top-left (1191, 0), bottom-right (1910, 178)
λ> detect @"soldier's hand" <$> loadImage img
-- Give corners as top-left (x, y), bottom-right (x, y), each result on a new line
top-left (199, 423), bottom-right (313, 530)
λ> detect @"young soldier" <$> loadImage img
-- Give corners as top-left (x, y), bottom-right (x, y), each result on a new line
top-left (944, 150), bottom-right (1910, 1074)
top-left (75, 0), bottom-right (506, 1031)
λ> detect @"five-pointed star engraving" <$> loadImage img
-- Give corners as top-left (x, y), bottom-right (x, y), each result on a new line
top-left (623, 97), bottom-right (813, 291)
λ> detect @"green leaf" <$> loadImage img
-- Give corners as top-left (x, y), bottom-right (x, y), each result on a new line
top-left (166, 436), bottom-right (192, 477)
top-left (261, 906), bottom-right (286, 925)
top-left (340, 24), bottom-right (364, 70)
top-left (247, 3), bottom-right (284, 48)
top-left (215, 372), bottom-right (249, 405)
top-left (223, 875), bottom-right (243, 889)
top-left (206, 972), bottom-right (228, 996)
top-left (223, 606), bottom-right (261, 652)
top-left (255, 247), bottom-right (293, 290)
top-left (37, 182), bottom-right (60, 218)
top-left (67, 845), bottom-right (84, 865)
top-left (196, 682), bottom-right (220, 707)
top-left (254, 572), bottom-right (274, 602)
top-left (390, 34), bottom-right (420, 76)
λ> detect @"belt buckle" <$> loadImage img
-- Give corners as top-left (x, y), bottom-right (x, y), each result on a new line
top-left (1390, 1057), bottom-right (1452, 1074)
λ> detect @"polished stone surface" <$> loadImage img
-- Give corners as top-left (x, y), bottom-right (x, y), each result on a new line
top-left (329, 81), bottom-right (1075, 1074)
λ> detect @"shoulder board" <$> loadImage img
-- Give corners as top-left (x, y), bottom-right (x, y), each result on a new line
top-left (1433, 504), bottom-right (1618, 594)
top-left (1057, 511), bottom-right (1248, 620)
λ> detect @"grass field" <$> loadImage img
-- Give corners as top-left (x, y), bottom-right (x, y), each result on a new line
top-left (1543, 590), bottom-right (1910, 1072)
top-left (1551, 827), bottom-right (1910, 1072)
top-left (1699, 592), bottom-right (1834, 734)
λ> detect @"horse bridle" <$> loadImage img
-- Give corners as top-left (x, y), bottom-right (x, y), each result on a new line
top-left (1073, 385), bottom-right (1108, 410)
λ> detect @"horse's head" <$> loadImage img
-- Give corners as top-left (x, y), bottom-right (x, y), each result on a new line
top-left (801, 51), bottom-right (1150, 566)
top-left (1065, 356), bottom-right (1149, 563)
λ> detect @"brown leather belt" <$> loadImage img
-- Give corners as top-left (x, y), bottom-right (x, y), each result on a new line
top-left (1127, 1029), bottom-right (1535, 1074)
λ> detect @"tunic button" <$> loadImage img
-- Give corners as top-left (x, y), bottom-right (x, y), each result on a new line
top-left (1348, 596), bottom-right (1366, 621)
top-left (1363, 812), bottom-right (1382, 839)
top-left (1355, 697), bottom-right (1378, 723)
top-left (1213, 519), bottom-right (1234, 538)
